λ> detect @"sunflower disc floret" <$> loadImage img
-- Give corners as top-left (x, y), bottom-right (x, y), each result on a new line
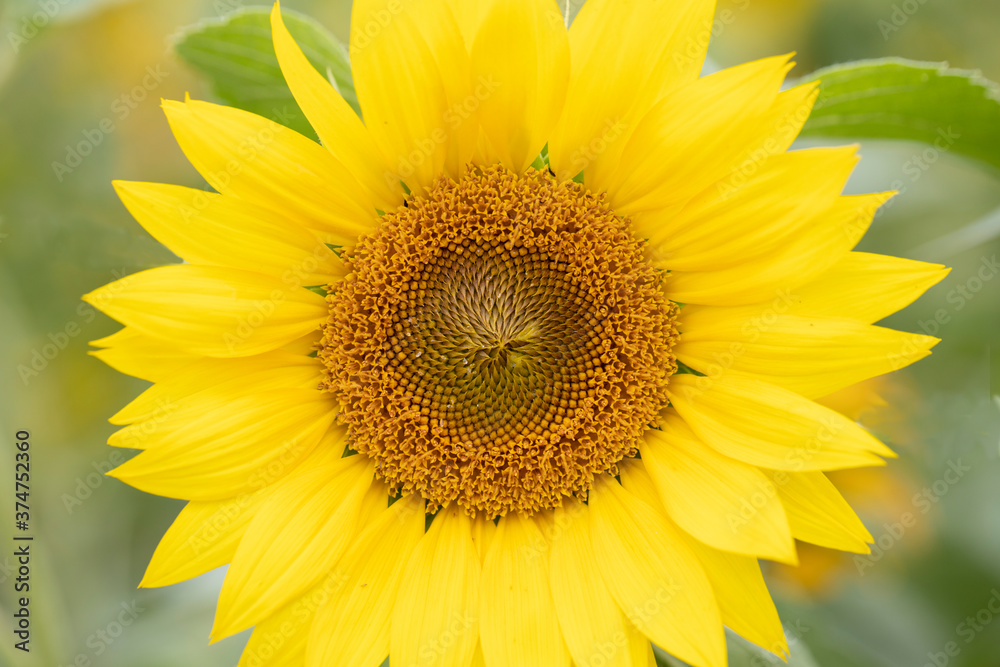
top-left (320, 165), bottom-right (679, 517)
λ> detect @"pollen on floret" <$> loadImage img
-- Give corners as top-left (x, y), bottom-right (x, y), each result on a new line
top-left (320, 165), bottom-right (679, 518)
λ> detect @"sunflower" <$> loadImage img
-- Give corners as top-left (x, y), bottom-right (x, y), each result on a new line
top-left (85, 0), bottom-right (949, 665)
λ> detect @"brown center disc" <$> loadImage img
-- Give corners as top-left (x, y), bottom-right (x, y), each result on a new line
top-left (320, 165), bottom-right (679, 518)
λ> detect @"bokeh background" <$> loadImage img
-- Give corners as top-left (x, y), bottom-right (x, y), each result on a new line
top-left (1, 0), bottom-right (998, 665)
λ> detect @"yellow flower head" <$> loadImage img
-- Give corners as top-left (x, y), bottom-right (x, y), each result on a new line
top-left (84, 0), bottom-right (950, 665)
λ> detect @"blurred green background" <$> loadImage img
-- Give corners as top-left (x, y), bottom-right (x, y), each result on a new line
top-left (1, 0), bottom-right (998, 665)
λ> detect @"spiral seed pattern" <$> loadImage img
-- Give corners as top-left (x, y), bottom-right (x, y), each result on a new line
top-left (320, 165), bottom-right (678, 517)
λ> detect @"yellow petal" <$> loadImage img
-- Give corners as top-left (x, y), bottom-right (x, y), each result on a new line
top-left (89, 327), bottom-right (201, 383)
top-left (470, 0), bottom-right (569, 172)
top-left (238, 561), bottom-right (359, 667)
top-left (549, 498), bottom-right (646, 667)
top-left (469, 641), bottom-right (487, 667)
top-left (763, 470), bottom-right (873, 553)
top-left (598, 55), bottom-right (793, 213)
top-left (350, 0), bottom-right (474, 190)
top-left (237, 584), bottom-right (322, 667)
top-left (444, 0), bottom-right (490, 46)
top-left (644, 634), bottom-right (657, 667)
top-left (391, 504), bottom-right (481, 667)
top-left (676, 310), bottom-right (940, 398)
top-left (815, 379), bottom-right (889, 422)
top-left (664, 192), bottom-right (893, 306)
top-left (106, 390), bottom-right (335, 498)
top-left (270, 4), bottom-right (403, 209)
top-left (631, 81), bottom-right (819, 237)
top-left (82, 265), bottom-right (327, 358)
top-left (642, 147), bottom-right (858, 268)
top-left (617, 459), bottom-right (787, 657)
top-left (358, 477), bottom-right (392, 528)
top-left (668, 375), bottom-right (895, 471)
top-left (162, 98), bottom-right (376, 246)
top-left (213, 452), bottom-right (374, 639)
top-left (139, 437), bottom-right (350, 590)
top-left (110, 350), bottom-right (321, 425)
top-left (549, 0), bottom-right (715, 181)
top-left (471, 513), bottom-right (496, 564)
top-left (787, 252), bottom-right (951, 324)
top-left (113, 181), bottom-right (346, 285)
top-left (281, 329), bottom-right (322, 355)
top-left (640, 421), bottom-right (796, 563)
top-left (683, 540), bottom-right (787, 658)
top-left (589, 475), bottom-right (725, 667)
top-left (480, 513), bottom-right (571, 667)
top-left (307, 493), bottom-right (426, 667)
top-left (719, 82), bottom-right (819, 188)
top-left (140, 489), bottom-right (267, 588)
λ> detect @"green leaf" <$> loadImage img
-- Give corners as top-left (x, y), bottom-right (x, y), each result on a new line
top-left (652, 647), bottom-right (689, 667)
top-left (798, 58), bottom-right (1000, 174)
top-left (172, 7), bottom-right (357, 137)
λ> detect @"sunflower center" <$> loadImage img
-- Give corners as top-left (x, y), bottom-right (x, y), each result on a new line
top-left (320, 165), bottom-right (678, 518)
